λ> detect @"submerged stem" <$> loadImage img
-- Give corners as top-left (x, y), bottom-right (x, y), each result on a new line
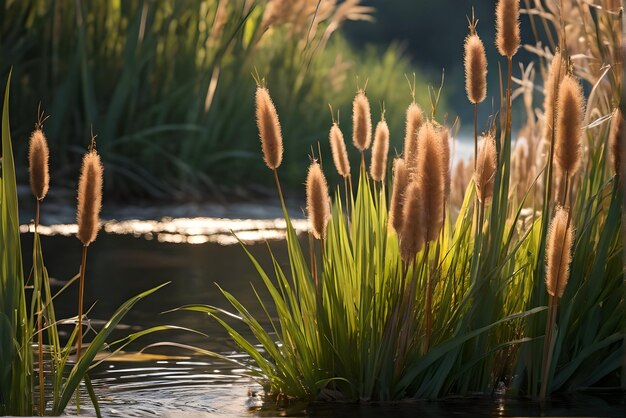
top-left (76, 244), bottom-right (88, 412)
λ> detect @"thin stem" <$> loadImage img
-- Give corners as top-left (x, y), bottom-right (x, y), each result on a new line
top-left (360, 151), bottom-right (365, 173)
top-left (540, 295), bottom-right (558, 400)
top-left (506, 57), bottom-right (513, 140)
top-left (273, 169), bottom-right (286, 211)
top-left (76, 244), bottom-right (88, 412)
top-left (424, 241), bottom-right (432, 353)
top-left (474, 102), bottom-right (478, 171)
top-left (35, 200), bottom-right (44, 416)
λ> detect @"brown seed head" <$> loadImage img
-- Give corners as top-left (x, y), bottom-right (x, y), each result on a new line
top-left (545, 206), bottom-right (573, 298)
top-left (389, 158), bottom-right (409, 234)
top-left (609, 108), bottom-right (623, 177)
top-left (255, 86), bottom-right (283, 170)
top-left (475, 134), bottom-right (497, 203)
top-left (403, 102), bottom-right (423, 165)
top-left (28, 129), bottom-right (50, 201)
top-left (438, 126), bottom-right (451, 202)
top-left (329, 123), bottom-right (351, 178)
top-left (464, 33), bottom-right (487, 104)
top-left (400, 181), bottom-right (426, 263)
top-left (543, 50), bottom-right (565, 144)
top-left (77, 150), bottom-right (103, 246)
top-left (554, 75), bottom-right (585, 175)
top-left (306, 161), bottom-right (331, 240)
top-left (370, 119), bottom-right (390, 181)
top-left (416, 121), bottom-right (445, 242)
top-left (496, 0), bottom-right (521, 58)
top-left (352, 89), bottom-right (372, 151)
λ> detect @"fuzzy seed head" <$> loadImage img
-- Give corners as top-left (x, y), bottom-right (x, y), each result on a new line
top-left (416, 121), bottom-right (445, 242)
top-left (475, 134), bottom-right (497, 203)
top-left (403, 102), bottom-right (423, 165)
top-left (609, 108), bottom-right (623, 177)
top-left (438, 126), bottom-right (451, 202)
top-left (352, 90), bottom-right (372, 151)
top-left (370, 119), bottom-right (390, 181)
top-left (329, 123), bottom-right (350, 178)
top-left (554, 75), bottom-right (585, 175)
top-left (545, 206), bottom-right (573, 298)
top-left (306, 161), bottom-right (330, 240)
top-left (389, 158), bottom-right (409, 234)
top-left (400, 181), bottom-right (426, 263)
top-left (255, 86), bottom-right (283, 170)
top-left (77, 150), bottom-right (103, 246)
top-left (543, 50), bottom-right (565, 144)
top-left (496, 0), bottom-right (521, 58)
top-left (464, 33), bottom-right (487, 104)
top-left (28, 129), bottom-right (50, 201)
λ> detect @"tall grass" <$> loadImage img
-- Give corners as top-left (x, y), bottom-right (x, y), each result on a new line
top-left (0, 74), bottom-right (169, 416)
top-left (187, 0), bottom-right (624, 402)
top-left (0, 0), bottom-right (431, 198)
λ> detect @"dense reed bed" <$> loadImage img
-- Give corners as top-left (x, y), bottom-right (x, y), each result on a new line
top-left (0, 75), bottom-right (168, 416)
top-left (0, 0), bottom-right (430, 198)
top-left (190, 0), bottom-right (625, 402)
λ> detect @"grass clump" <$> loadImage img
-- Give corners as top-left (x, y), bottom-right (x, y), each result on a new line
top-left (0, 74), bottom-right (169, 416)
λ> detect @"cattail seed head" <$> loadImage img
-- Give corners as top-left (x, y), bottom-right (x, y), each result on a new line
top-left (438, 126), bottom-right (451, 202)
top-left (389, 158), bottom-right (409, 234)
top-left (28, 129), bottom-right (50, 201)
top-left (496, 0), bottom-right (521, 58)
top-left (543, 50), bottom-right (565, 144)
top-left (609, 108), bottom-right (622, 177)
top-left (554, 75), bottom-right (585, 175)
top-left (400, 181), bottom-right (425, 263)
top-left (77, 150), bottom-right (103, 246)
top-left (545, 206), bottom-right (573, 298)
top-left (370, 119), bottom-right (389, 181)
top-left (464, 33), bottom-right (487, 104)
top-left (306, 161), bottom-right (330, 240)
top-left (416, 121), bottom-right (445, 242)
top-left (403, 102), bottom-right (423, 165)
top-left (475, 134), bottom-right (497, 203)
top-left (352, 89), bottom-right (372, 151)
top-left (255, 86), bottom-right (283, 170)
top-left (329, 123), bottom-right (351, 178)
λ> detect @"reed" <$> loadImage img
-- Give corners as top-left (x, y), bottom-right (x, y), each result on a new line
top-left (610, 108), bottom-right (622, 178)
top-left (370, 118), bottom-right (390, 182)
top-left (438, 126), bottom-right (451, 202)
top-left (329, 122), bottom-right (350, 178)
top-left (543, 50), bottom-right (564, 147)
top-left (495, 0), bottom-right (520, 59)
top-left (475, 134), bottom-right (497, 205)
top-left (388, 158), bottom-right (409, 234)
top-left (399, 181), bottom-right (426, 263)
top-left (255, 86), bottom-right (284, 171)
top-left (464, 15), bottom-right (487, 171)
top-left (306, 161), bottom-right (331, 240)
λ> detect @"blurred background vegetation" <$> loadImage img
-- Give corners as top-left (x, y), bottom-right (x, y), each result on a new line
top-left (0, 0), bottom-right (535, 201)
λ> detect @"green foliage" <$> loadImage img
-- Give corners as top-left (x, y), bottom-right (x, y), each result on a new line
top-left (0, 0), bottom-right (434, 197)
top-left (0, 74), bottom-right (170, 416)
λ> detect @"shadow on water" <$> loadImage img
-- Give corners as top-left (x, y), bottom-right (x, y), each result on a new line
top-left (20, 229), bottom-right (626, 417)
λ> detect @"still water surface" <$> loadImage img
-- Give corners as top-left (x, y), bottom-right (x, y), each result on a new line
top-left (20, 218), bottom-right (625, 417)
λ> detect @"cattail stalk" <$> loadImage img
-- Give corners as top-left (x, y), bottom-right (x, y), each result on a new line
top-left (543, 50), bottom-right (565, 211)
top-left (389, 158), bottom-right (409, 234)
top-left (464, 22), bottom-right (487, 171)
top-left (416, 121), bottom-right (445, 242)
top-left (255, 86), bottom-right (283, 171)
top-left (28, 123), bottom-right (49, 415)
top-left (400, 181), bottom-right (425, 263)
top-left (554, 75), bottom-right (584, 179)
top-left (306, 162), bottom-right (330, 241)
top-left (475, 135), bottom-right (497, 205)
top-left (496, 0), bottom-right (521, 59)
top-left (329, 122), bottom-right (350, 178)
top-left (403, 102), bottom-right (423, 166)
top-left (370, 118), bottom-right (389, 182)
top-left (541, 207), bottom-right (573, 400)
top-left (609, 108), bottom-right (622, 178)
top-left (75, 147), bottom-right (103, 410)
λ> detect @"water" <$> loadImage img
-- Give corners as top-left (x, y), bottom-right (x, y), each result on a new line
top-left (20, 217), bottom-right (626, 417)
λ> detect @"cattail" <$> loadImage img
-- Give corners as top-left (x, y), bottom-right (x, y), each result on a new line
top-left (464, 33), bottom-right (487, 104)
top-left (28, 128), bottom-right (50, 201)
top-left (403, 102), bottom-right (423, 165)
top-left (545, 207), bottom-right (573, 298)
top-left (554, 75), bottom-right (585, 175)
top-left (352, 89), bottom-right (372, 151)
top-left (475, 134), bottom-right (497, 203)
top-left (400, 181), bottom-right (425, 263)
top-left (416, 121), bottom-right (445, 242)
top-left (543, 50), bottom-right (565, 144)
top-left (609, 108), bottom-right (623, 177)
top-left (370, 119), bottom-right (389, 181)
top-left (77, 150), bottom-right (104, 246)
top-left (255, 86), bottom-right (283, 170)
top-left (329, 122), bottom-right (350, 177)
top-left (496, 0), bottom-right (521, 58)
top-left (438, 126), bottom-right (451, 201)
top-left (306, 161), bottom-right (330, 240)
top-left (452, 159), bottom-right (468, 206)
top-left (389, 158), bottom-right (409, 234)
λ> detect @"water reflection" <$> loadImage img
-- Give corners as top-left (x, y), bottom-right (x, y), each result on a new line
top-left (21, 217), bottom-right (308, 245)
